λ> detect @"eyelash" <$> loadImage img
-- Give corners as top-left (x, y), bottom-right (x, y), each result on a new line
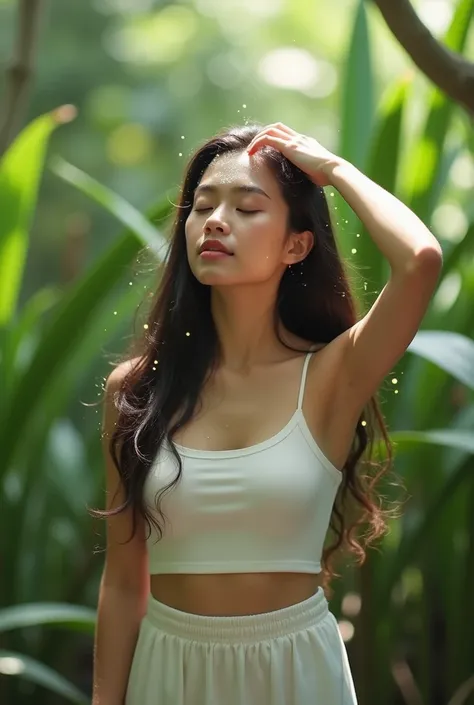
top-left (194, 208), bottom-right (260, 214)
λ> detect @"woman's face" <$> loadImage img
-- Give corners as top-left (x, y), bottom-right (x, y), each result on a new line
top-left (185, 150), bottom-right (311, 286)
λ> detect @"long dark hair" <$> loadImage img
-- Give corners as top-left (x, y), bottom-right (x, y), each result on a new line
top-left (91, 123), bottom-right (401, 597)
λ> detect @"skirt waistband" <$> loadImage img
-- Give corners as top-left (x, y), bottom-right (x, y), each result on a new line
top-left (144, 586), bottom-right (330, 644)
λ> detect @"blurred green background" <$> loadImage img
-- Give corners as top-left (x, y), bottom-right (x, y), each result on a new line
top-left (1, 0), bottom-right (474, 703)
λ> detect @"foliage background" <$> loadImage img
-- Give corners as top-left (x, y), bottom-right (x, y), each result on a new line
top-left (0, 0), bottom-right (473, 703)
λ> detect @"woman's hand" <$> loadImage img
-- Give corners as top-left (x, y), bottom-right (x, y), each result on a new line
top-left (247, 122), bottom-right (342, 187)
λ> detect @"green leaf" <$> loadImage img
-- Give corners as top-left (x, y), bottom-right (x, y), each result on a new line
top-left (339, 0), bottom-right (374, 170)
top-left (0, 186), bottom-right (169, 479)
top-left (390, 428), bottom-right (474, 455)
top-left (0, 286), bottom-right (60, 411)
top-left (402, 0), bottom-right (474, 221)
top-left (351, 74), bottom-right (411, 302)
top-left (0, 107), bottom-right (75, 326)
top-left (0, 649), bottom-right (88, 704)
top-left (50, 156), bottom-right (169, 257)
top-left (377, 453), bottom-right (473, 612)
top-left (407, 330), bottom-right (474, 389)
top-left (337, 0), bottom-right (375, 238)
top-left (0, 603), bottom-right (96, 633)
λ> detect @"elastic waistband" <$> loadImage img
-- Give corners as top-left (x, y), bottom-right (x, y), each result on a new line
top-left (144, 587), bottom-right (329, 644)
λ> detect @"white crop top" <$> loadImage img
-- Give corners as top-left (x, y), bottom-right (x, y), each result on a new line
top-left (143, 350), bottom-right (343, 575)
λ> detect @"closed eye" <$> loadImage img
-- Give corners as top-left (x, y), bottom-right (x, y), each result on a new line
top-left (194, 208), bottom-right (261, 214)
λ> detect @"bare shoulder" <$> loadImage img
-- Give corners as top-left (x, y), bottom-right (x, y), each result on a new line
top-left (106, 356), bottom-right (143, 392)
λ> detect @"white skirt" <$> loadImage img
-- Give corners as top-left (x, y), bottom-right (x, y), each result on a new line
top-left (125, 586), bottom-right (358, 705)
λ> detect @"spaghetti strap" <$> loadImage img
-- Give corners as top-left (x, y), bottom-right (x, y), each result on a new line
top-left (297, 346), bottom-right (318, 410)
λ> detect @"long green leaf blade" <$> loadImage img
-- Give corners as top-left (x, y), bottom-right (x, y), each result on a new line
top-left (0, 107), bottom-right (75, 326)
top-left (0, 650), bottom-right (88, 704)
top-left (407, 330), bottom-right (474, 389)
top-left (0, 603), bottom-right (96, 633)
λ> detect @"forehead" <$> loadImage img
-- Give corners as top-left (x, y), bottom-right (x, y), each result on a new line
top-left (198, 151), bottom-right (279, 197)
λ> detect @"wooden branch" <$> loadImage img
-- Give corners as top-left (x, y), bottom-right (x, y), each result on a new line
top-left (370, 0), bottom-right (474, 116)
top-left (0, 0), bottom-right (46, 157)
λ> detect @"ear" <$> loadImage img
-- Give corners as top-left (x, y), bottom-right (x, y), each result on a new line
top-left (283, 229), bottom-right (314, 265)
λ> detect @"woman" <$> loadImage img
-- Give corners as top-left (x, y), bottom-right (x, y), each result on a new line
top-left (91, 122), bottom-right (443, 705)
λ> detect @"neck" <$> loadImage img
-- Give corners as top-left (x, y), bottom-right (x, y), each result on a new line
top-left (210, 285), bottom-right (289, 372)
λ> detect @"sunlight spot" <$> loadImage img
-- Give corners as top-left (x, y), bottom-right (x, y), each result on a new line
top-left (341, 592), bottom-right (361, 618)
top-left (337, 619), bottom-right (355, 643)
top-left (0, 656), bottom-right (25, 675)
top-left (433, 271), bottom-right (462, 311)
top-left (259, 48), bottom-right (336, 96)
top-left (451, 152), bottom-right (474, 189)
top-left (432, 202), bottom-right (468, 243)
top-left (107, 123), bottom-right (153, 165)
top-left (418, 0), bottom-right (453, 34)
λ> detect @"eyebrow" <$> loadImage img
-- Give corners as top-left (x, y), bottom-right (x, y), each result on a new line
top-left (194, 184), bottom-right (271, 199)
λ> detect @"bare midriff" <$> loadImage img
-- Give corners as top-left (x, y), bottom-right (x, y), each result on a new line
top-left (149, 572), bottom-right (325, 616)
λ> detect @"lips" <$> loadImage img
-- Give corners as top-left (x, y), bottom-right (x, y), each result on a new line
top-left (199, 240), bottom-right (233, 255)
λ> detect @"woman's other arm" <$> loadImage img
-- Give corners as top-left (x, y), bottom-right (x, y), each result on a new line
top-left (92, 361), bottom-right (150, 705)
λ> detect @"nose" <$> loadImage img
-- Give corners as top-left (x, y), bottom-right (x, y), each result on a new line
top-left (204, 209), bottom-right (230, 235)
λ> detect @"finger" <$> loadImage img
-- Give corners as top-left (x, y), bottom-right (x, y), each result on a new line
top-left (247, 127), bottom-right (290, 153)
top-left (270, 122), bottom-right (297, 135)
top-left (247, 134), bottom-right (288, 155)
